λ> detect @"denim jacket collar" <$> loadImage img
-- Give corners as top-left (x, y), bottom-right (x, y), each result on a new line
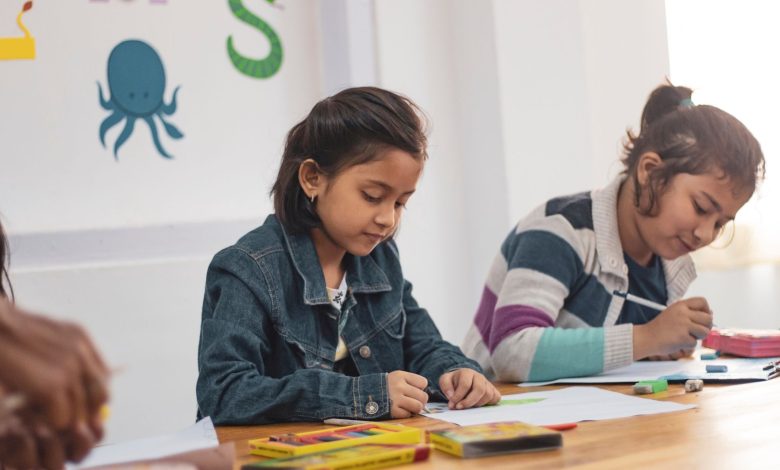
top-left (274, 216), bottom-right (393, 306)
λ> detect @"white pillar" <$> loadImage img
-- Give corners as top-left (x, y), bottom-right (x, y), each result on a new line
top-left (319, 0), bottom-right (378, 94)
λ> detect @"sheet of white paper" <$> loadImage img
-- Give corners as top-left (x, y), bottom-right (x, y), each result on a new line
top-left (70, 417), bottom-right (219, 469)
top-left (520, 356), bottom-right (780, 386)
top-left (422, 387), bottom-right (694, 427)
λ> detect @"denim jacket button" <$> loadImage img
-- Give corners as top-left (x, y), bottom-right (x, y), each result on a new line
top-left (359, 345), bottom-right (372, 359)
top-left (365, 400), bottom-right (379, 415)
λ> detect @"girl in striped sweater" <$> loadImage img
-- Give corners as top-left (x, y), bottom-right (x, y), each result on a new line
top-left (463, 83), bottom-right (765, 382)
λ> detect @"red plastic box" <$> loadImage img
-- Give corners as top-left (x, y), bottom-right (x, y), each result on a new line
top-left (703, 328), bottom-right (780, 358)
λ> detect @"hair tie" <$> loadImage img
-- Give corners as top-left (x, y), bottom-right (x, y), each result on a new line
top-left (679, 98), bottom-right (695, 108)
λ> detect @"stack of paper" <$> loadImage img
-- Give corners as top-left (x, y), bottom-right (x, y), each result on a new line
top-left (422, 387), bottom-right (694, 427)
top-left (70, 417), bottom-right (232, 470)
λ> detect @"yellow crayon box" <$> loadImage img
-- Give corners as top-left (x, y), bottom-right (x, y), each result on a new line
top-left (242, 444), bottom-right (431, 470)
top-left (430, 421), bottom-right (562, 458)
top-left (249, 422), bottom-right (426, 458)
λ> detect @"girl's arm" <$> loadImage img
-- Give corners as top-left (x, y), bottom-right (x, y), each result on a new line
top-left (476, 222), bottom-right (633, 383)
top-left (196, 249), bottom-right (390, 424)
top-left (197, 318), bottom-right (389, 424)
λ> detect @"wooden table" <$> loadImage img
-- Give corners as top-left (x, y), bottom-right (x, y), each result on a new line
top-left (217, 379), bottom-right (780, 468)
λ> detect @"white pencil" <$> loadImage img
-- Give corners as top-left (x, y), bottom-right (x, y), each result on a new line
top-left (613, 290), bottom-right (667, 311)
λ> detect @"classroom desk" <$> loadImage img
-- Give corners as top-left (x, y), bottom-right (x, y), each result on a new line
top-left (217, 379), bottom-right (780, 469)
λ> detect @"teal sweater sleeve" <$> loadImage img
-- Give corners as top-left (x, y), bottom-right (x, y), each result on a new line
top-left (527, 327), bottom-right (604, 382)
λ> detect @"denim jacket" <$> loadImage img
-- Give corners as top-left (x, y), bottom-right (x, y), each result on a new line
top-left (196, 215), bottom-right (481, 424)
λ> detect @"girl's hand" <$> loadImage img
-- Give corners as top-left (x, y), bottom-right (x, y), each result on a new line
top-left (634, 297), bottom-right (712, 360)
top-left (0, 412), bottom-right (99, 470)
top-left (0, 299), bottom-right (110, 434)
top-left (387, 371), bottom-right (429, 418)
top-left (0, 413), bottom-right (40, 470)
top-left (439, 369), bottom-right (501, 410)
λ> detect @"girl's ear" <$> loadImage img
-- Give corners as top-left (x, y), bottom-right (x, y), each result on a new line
top-left (636, 152), bottom-right (663, 187)
top-left (298, 158), bottom-right (324, 199)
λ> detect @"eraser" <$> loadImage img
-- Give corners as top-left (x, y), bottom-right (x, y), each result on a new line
top-left (684, 379), bottom-right (704, 392)
top-left (633, 379), bottom-right (668, 394)
top-left (633, 383), bottom-right (654, 395)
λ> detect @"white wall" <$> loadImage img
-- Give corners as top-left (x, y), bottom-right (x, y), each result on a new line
top-left (373, 0), bottom-right (507, 343)
top-left (688, 265), bottom-right (780, 329)
top-left (494, 0), bottom-right (671, 218)
top-left (375, 0), bottom-right (671, 342)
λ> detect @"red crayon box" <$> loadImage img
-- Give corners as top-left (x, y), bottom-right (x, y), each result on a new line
top-left (703, 328), bottom-right (780, 358)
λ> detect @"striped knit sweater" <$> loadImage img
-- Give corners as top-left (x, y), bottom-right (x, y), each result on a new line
top-left (462, 176), bottom-right (697, 382)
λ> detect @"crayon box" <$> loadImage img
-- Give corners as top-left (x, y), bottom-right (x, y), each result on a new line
top-left (430, 421), bottom-right (562, 458)
top-left (249, 423), bottom-right (426, 458)
top-left (703, 328), bottom-right (780, 358)
top-left (242, 444), bottom-right (431, 470)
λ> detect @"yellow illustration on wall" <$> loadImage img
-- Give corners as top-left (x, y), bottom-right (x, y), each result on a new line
top-left (0, 1), bottom-right (35, 60)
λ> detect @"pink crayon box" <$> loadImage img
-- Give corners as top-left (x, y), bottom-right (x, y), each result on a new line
top-left (703, 328), bottom-right (780, 358)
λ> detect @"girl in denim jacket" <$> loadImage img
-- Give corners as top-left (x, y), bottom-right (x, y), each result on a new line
top-left (196, 87), bottom-right (500, 424)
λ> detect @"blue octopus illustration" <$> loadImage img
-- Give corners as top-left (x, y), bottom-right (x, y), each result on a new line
top-left (97, 40), bottom-right (183, 159)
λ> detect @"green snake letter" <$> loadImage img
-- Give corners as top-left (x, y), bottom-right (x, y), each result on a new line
top-left (226, 0), bottom-right (283, 79)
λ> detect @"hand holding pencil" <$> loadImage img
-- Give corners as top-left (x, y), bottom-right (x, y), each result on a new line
top-left (387, 371), bottom-right (430, 418)
top-left (631, 296), bottom-right (714, 361)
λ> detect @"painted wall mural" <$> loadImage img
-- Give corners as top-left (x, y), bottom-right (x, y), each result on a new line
top-left (226, 0), bottom-right (283, 79)
top-left (0, 1), bottom-right (35, 60)
top-left (97, 40), bottom-right (183, 160)
top-left (3, 0), bottom-right (320, 241)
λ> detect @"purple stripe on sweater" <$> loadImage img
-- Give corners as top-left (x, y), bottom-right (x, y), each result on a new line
top-left (488, 305), bottom-right (554, 353)
top-left (474, 287), bottom-right (498, 345)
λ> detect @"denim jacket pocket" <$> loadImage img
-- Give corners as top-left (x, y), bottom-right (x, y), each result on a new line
top-left (381, 307), bottom-right (406, 340)
top-left (288, 339), bottom-right (335, 372)
top-left (361, 307), bottom-right (406, 373)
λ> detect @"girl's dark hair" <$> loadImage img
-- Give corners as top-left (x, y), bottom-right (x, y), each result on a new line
top-left (0, 220), bottom-right (12, 300)
top-left (622, 82), bottom-right (765, 214)
top-left (272, 86), bottom-right (428, 233)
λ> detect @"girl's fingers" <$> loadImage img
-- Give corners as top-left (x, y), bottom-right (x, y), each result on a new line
top-left (35, 424), bottom-right (66, 470)
top-left (492, 387), bottom-right (503, 404)
top-left (64, 421), bottom-right (97, 462)
top-left (0, 420), bottom-right (39, 469)
top-left (475, 387), bottom-right (495, 407)
top-left (395, 396), bottom-right (425, 415)
top-left (438, 373), bottom-right (455, 400)
top-left (448, 372), bottom-right (474, 407)
top-left (451, 375), bottom-right (481, 409)
top-left (403, 383), bottom-right (429, 407)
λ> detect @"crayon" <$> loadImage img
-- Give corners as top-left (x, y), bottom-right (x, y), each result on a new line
top-left (543, 422), bottom-right (578, 431)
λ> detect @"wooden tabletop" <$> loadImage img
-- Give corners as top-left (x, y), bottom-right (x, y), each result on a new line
top-left (217, 379), bottom-right (780, 469)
